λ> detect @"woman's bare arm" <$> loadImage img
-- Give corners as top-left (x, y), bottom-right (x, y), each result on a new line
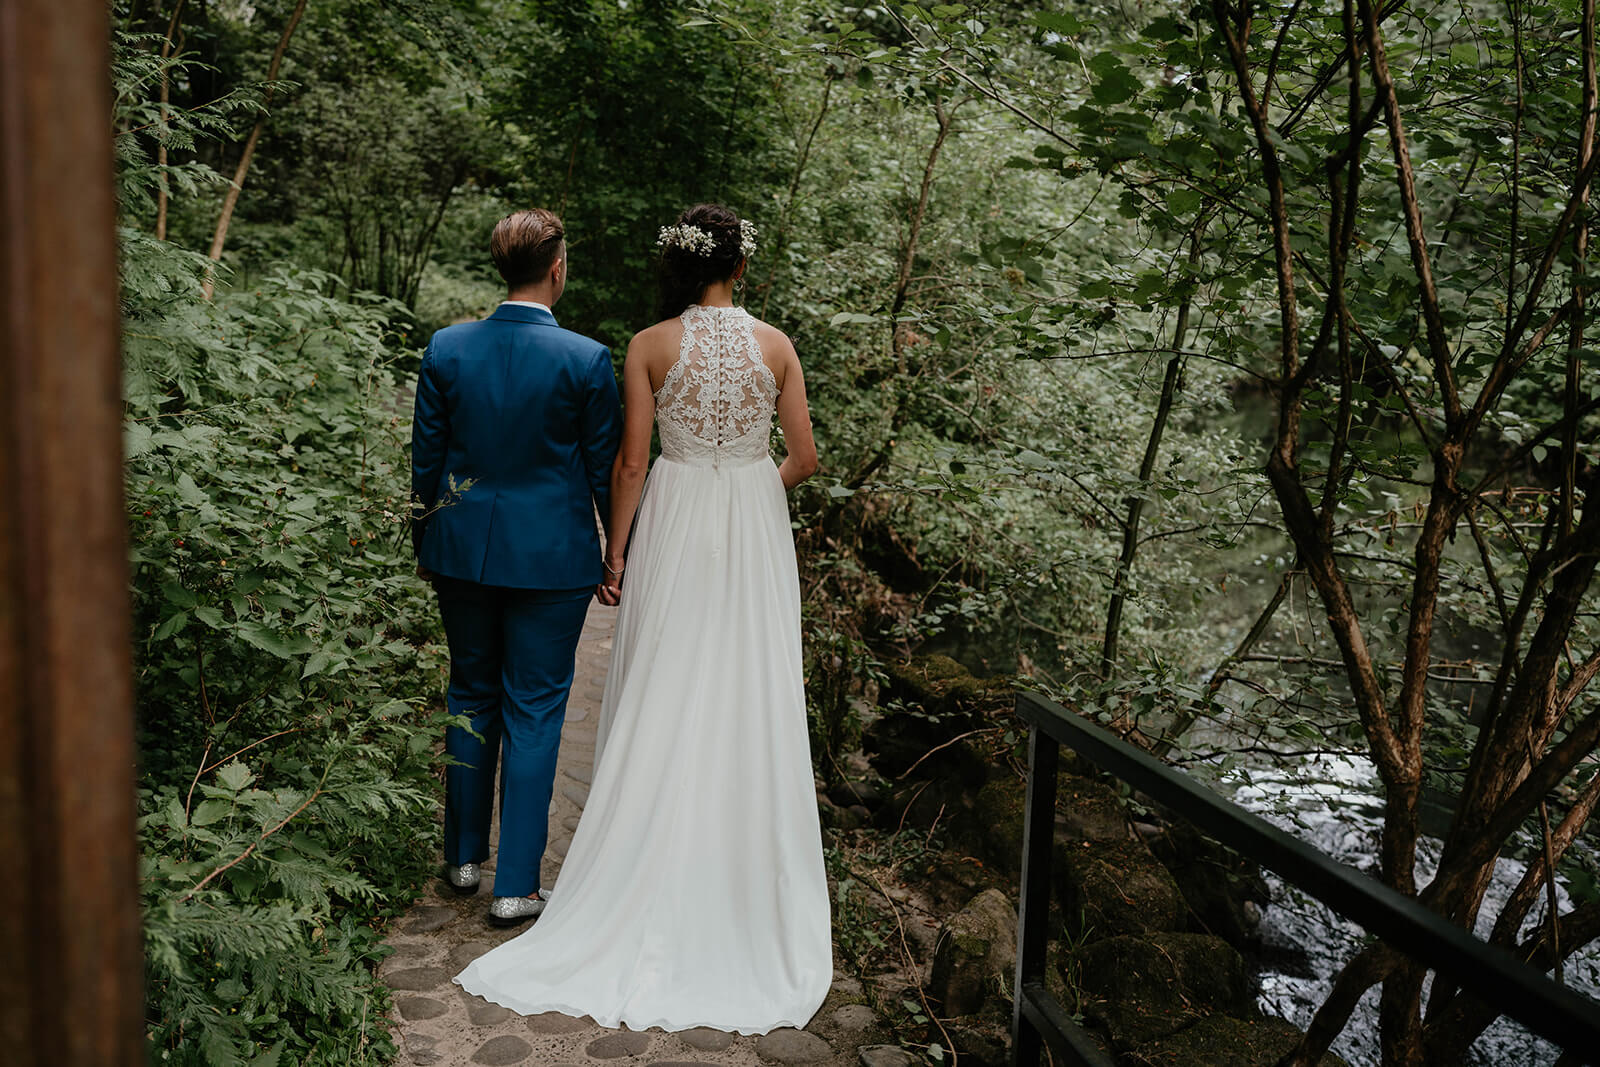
top-left (602, 333), bottom-right (659, 601)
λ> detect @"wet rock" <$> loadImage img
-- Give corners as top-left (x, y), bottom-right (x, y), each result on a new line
top-left (857, 1046), bottom-right (919, 1067)
top-left (927, 888), bottom-right (1018, 1016)
top-left (1075, 932), bottom-right (1252, 1047)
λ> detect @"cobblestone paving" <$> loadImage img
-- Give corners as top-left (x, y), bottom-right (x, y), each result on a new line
top-left (381, 601), bottom-right (874, 1067)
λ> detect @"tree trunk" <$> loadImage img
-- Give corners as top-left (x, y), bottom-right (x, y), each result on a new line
top-left (155, 0), bottom-right (186, 241)
top-left (201, 0), bottom-right (308, 299)
top-left (1100, 228), bottom-right (1206, 681)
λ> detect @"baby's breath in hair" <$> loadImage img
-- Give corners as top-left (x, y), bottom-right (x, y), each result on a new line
top-left (738, 219), bottom-right (759, 258)
top-left (657, 224), bottom-right (717, 256)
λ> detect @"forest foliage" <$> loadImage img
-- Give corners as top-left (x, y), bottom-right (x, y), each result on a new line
top-left (114, 0), bottom-right (1599, 1063)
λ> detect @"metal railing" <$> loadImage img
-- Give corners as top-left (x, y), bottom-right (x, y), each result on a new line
top-left (1010, 690), bottom-right (1600, 1066)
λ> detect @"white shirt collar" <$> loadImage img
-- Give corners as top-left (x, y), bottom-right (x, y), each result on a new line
top-left (500, 300), bottom-right (552, 313)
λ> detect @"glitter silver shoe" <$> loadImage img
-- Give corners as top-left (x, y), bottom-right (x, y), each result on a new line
top-left (443, 862), bottom-right (480, 896)
top-left (487, 891), bottom-right (548, 927)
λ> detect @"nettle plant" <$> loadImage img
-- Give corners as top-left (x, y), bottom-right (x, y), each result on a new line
top-left (116, 33), bottom-right (449, 1066)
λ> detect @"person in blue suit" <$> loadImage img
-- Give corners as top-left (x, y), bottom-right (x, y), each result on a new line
top-left (411, 208), bottom-right (623, 925)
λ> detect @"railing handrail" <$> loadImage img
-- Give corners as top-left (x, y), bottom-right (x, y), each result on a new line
top-left (1014, 689), bottom-right (1600, 1056)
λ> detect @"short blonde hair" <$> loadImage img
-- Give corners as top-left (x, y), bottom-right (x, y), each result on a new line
top-left (490, 209), bottom-right (565, 289)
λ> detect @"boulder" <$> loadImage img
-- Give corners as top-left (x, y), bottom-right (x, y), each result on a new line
top-left (817, 793), bottom-right (866, 832)
top-left (945, 1024), bottom-right (1009, 1067)
top-left (969, 776), bottom-right (1028, 876)
top-left (1073, 932), bottom-right (1253, 1048)
top-left (1144, 821), bottom-right (1269, 947)
top-left (866, 655), bottom-right (1004, 782)
top-left (1055, 837), bottom-right (1186, 938)
top-left (1056, 775), bottom-right (1137, 844)
top-left (1127, 1015), bottom-right (1350, 1066)
top-left (961, 771), bottom-right (1140, 881)
top-left (927, 888), bottom-right (1018, 1016)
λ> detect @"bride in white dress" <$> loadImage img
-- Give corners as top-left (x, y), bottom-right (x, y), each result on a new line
top-left (454, 203), bottom-right (832, 1034)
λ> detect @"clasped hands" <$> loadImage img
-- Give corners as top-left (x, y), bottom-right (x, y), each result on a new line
top-left (596, 557), bottom-right (624, 606)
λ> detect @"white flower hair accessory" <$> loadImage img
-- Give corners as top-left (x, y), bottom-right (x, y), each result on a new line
top-left (739, 219), bottom-right (758, 258)
top-left (657, 224), bottom-right (716, 256)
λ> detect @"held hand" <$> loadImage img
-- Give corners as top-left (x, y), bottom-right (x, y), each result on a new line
top-left (416, 564), bottom-right (436, 583)
top-left (596, 558), bottom-right (624, 606)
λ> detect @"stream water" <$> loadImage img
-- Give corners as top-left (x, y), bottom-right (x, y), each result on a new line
top-left (1224, 753), bottom-right (1600, 1066)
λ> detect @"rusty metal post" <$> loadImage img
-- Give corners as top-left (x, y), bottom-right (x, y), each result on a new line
top-left (0, 2), bottom-right (145, 1065)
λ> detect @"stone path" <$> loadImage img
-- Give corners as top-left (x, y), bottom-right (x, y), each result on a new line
top-left (380, 601), bottom-right (890, 1067)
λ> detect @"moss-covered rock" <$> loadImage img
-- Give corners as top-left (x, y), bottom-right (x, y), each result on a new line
top-left (1074, 932), bottom-right (1253, 1047)
top-left (1127, 1015), bottom-right (1350, 1066)
top-left (1056, 837), bottom-right (1186, 939)
top-left (1057, 774), bottom-right (1136, 845)
top-left (1145, 820), bottom-right (1269, 947)
top-left (927, 888), bottom-right (1018, 1016)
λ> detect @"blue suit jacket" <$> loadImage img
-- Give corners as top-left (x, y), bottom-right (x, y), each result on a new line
top-left (410, 303), bottom-right (622, 589)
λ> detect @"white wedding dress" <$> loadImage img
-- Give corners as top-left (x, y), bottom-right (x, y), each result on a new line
top-left (454, 303), bottom-right (833, 1034)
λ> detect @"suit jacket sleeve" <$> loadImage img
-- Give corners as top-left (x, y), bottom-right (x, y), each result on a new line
top-left (410, 340), bottom-right (449, 559)
top-left (581, 344), bottom-right (623, 535)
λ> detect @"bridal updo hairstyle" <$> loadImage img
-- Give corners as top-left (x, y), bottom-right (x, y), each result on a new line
top-left (491, 208), bottom-right (565, 289)
top-left (658, 203), bottom-right (746, 320)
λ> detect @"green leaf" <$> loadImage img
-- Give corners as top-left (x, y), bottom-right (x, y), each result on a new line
top-left (152, 612), bottom-right (189, 641)
top-left (302, 649), bottom-right (338, 679)
top-left (192, 798), bottom-right (234, 826)
top-left (235, 621), bottom-right (315, 658)
top-left (1034, 11), bottom-right (1083, 35)
top-left (1088, 53), bottom-right (1141, 105)
top-left (829, 311), bottom-right (877, 326)
top-left (1166, 187), bottom-right (1202, 216)
top-left (216, 760), bottom-right (254, 793)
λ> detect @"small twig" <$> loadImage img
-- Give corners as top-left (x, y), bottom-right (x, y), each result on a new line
top-left (198, 726), bottom-right (306, 779)
top-left (923, 803), bottom-right (947, 852)
top-left (178, 786), bottom-right (323, 903)
top-left (897, 728), bottom-right (1001, 781)
top-left (864, 868), bottom-right (959, 1067)
top-left (895, 780), bottom-right (935, 836)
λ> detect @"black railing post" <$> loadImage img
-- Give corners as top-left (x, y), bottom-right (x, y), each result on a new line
top-left (1012, 723), bottom-right (1059, 1066)
top-left (1008, 690), bottom-right (1600, 1061)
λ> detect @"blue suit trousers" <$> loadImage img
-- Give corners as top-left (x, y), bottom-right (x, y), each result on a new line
top-left (435, 577), bottom-right (591, 898)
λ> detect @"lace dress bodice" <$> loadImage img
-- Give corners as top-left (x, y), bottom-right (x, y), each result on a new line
top-left (654, 304), bottom-right (778, 469)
